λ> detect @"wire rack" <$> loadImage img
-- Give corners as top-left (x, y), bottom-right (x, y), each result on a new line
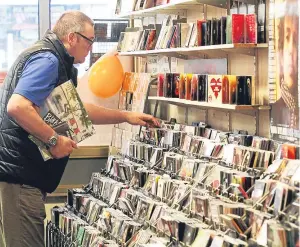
top-left (90, 19), bottom-right (129, 67)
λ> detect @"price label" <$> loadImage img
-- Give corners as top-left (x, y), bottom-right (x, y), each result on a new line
top-left (147, 56), bottom-right (158, 74)
top-left (171, 57), bottom-right (178, 73)
top-left (158, 56), bottom-right (170, 73)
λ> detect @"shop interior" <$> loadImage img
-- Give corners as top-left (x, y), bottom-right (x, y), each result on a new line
top-left (0, 0), bottom-right (299, 246)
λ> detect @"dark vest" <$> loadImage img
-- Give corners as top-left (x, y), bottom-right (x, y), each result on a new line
top-left (0, 30), bottom-right (78, 193)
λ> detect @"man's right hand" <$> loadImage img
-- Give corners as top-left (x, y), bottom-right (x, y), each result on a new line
top-left (49, 135), bottom-right (77, 159)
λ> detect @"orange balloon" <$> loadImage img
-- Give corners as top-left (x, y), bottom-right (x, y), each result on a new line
top-left (88, 56), bottom-right (124, 98)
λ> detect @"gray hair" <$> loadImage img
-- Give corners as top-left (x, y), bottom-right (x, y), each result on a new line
top-left (52, 10), bottom-right (94, 41)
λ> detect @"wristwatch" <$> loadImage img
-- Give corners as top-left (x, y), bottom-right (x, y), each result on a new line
top-left (46, 133), bottom-right (59, 148)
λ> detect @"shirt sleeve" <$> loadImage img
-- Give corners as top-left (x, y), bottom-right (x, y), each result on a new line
top-left (13, 52), bottom-right (59, 107)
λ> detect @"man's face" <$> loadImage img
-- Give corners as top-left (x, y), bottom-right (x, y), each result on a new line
top-left (68, 22), bottom-right (95, 64)
top-left (283, 15), bottom-right (298, 89)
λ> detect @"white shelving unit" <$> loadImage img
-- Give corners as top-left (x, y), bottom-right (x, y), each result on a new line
top-left (119, 43), bottom-right (268, 58)
top-left (117, 0), bottom-right (221, 18)
top-left (117, 0), bottom-right (257, 18)
top-left (118, 0), bottom-right (270, 137)
top-left (148, 96), bottom-right (271, 111)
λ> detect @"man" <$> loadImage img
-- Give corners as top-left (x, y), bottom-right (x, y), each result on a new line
top-left (271, 0), bottom-right (299, 139)
top-left (0, 11), bottom-right (159, 247)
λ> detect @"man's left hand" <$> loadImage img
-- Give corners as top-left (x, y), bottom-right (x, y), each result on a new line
top-left (124, 112), bottom-right (160, 128)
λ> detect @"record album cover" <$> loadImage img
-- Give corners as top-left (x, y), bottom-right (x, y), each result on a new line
top-left (236, 76), bottom-right (252, 105)
top-left (172, 73), bottom-right (180, 98)
top-left (29, 80), bottom-right (95, 161)
top-left (191, 74), bottom-right (198, 101)
top-left (197, 75), bottom-right (208, 102)
top-left (208, 75), bottom-right (222, 104)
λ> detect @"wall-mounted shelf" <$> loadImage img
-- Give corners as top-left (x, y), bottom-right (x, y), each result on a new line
top-left (117, 0), bottom-right (213, 18)
top-left (148, 96), bottom-right (271, 111)
top-left (119, 43), bottom-right (268, 58)
top-left (116, 0), bottom-right (256, 18)
top-left (117, 0), bottom-right (270, 137)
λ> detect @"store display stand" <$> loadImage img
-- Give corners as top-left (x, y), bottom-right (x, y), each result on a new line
top-left (118, 0), bottom-right (270, 137)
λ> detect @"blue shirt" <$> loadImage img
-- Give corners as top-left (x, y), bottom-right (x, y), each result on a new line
top-left (14, 52), bottom-right (59, 107)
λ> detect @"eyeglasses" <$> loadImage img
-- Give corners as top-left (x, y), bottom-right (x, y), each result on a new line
top-left (75, 32), bottom-right (94, 46)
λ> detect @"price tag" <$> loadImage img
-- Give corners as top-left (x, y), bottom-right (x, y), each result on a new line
top-left (146, 56), bottom-right (158, 74)
top-left (158, 56), bottom-right (170, 73)
top-left (171, 57), bottom-right (178, 73)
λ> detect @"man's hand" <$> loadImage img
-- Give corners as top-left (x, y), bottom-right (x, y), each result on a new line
top-left (124, 112), bottom-right (160, 128)
top-left (49, 135), bottom-right (78, 159)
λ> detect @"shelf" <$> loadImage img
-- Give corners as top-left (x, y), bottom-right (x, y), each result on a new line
top-left (117, 0), bottom-right (210, 18)
top-left (148, 96), bottom-right (271, 111)
top-left (119, 43), bottom-right (268, 58)
top-left (116, 0), bottom-right (256, 18)
top-left (70, 146), bottom-right (109, 158)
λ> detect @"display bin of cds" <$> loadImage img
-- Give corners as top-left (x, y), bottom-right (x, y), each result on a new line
top-left (47, 119), bottom-right (300, 247)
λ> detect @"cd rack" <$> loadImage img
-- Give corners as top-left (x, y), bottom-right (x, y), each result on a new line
top-left (47, 123), bottom-right (300, 247)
